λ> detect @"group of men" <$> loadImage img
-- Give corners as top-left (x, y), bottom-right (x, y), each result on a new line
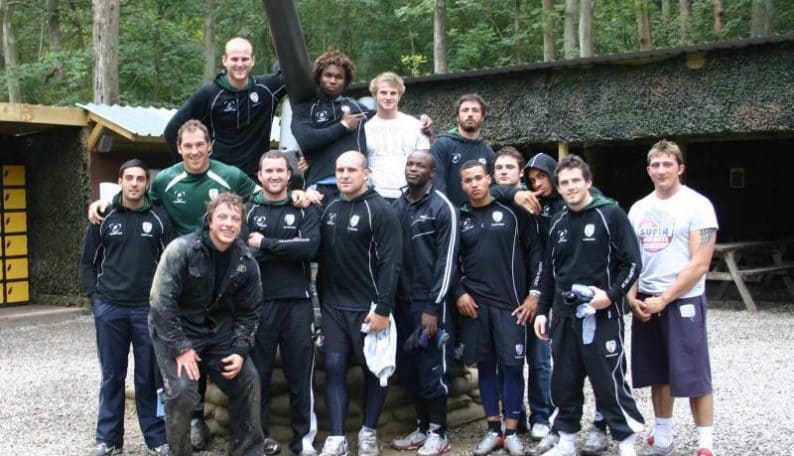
top-left (80, 36), bottom-right (718, 456)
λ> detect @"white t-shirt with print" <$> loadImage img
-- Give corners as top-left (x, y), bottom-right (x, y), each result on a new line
top-left (365, 112), bottom-right (430, 199)
top-left (628, 185), bottom-right (718, 298)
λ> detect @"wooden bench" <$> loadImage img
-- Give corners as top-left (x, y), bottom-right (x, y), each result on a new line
top-left (707, 240), bottom-right (794, 311)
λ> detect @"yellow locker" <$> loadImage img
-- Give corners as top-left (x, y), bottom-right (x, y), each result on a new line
top-left (3, 235), bottom-right (28, 256)
top-left (5, 280), bottom-right (29, 303)
top-left (0, 282), bottom-right (4, 305)
top-left (3, 211), bottom-right (27, 233)
top-left (4, 258), bottom-right (28, 280)
top-left (3, 189), bottom-right (27, 210)
top-left (2, 165), bottom-right (25, 186)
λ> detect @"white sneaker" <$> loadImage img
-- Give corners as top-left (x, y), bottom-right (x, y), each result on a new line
top-left (540, 443), bottom-right (576, 456)
top-left (416, 432), bottom-right (450, 456)
top-left (319, 436), bottom-right (350, 456)
top-left (390, 428), bottom-right (427, 450)
top-left (530, 423), bottom-right (551, 441)
top-left (358, 428), bottom-right (381, 456)
top-left (534, 433), bottom-right (559, 454)
top-left (472, 432), bottom-right (503, 456)
top-left (503, 434), bottom-right (526, 456)
top-left (581, 428), bottom-right (608, 455)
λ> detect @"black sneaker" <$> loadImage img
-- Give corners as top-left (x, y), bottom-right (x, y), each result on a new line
top-left (190, 417), bottom-right (211, 450)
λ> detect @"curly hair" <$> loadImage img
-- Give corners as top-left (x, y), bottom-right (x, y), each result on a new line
top-left (313, 49), bottom-right (356, 87)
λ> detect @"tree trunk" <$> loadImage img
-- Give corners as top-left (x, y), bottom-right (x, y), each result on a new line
top-left (680, 0), bottom-right (692, 45)
top-left (1, 0), bottom-right (21, 102)
top-left (203, 0), bottom-right (215, 81)
top-left (579, 0), bottom-right (593, 58)
top-left (46, 0), bottom-right (62, 52)
top-left (751, 0), bottom-right (765, 38)
top-left (92, 0), bottom-right (120, 104)
top-left (635, 0), bottom-right (652, 50)
top-left (433, 0), bottom-right (447, 73)
top-left (514, 0), bottom-right (521, 64)
top-left (763, 0), bottom-right (773, 35)
top-left (661, 0), bottom-right (671, 21)
top-left (542, 0), bottom-right (555, 62)
top-left (711, 0), bottom-right (724, 37)
top-left (563, 0), bottom-right (578, 59)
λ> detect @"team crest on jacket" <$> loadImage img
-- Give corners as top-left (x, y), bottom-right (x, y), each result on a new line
top-left (315, 110), bottom-right (329, 122)
top-left (515, 344), bottom-right (524, 356)
top-left (605, 340), bottom-right (617, 354)
top-left (557, 229), bottom-right (568, 243)
top-left (492, 211), bottom-right (503, 223)
top-left (108, 223), bottom-right (123, 236)
top-left (174, 191), bottom-right (187, 204)
top-left (349, 215), bottom-right (360, 227)
top-left (142, 221), bottom-right (152, 234)
top-left (249, 92), bottom-right (259, 103)
top-left (255, 216), bottom-right (267, 228)
top-left (284, 214), bottom-right (295, 226)
top-left (478, 158), bottom-right (487, 166)
top-left (208, 188), bottom-right (219, 200)
top-left (451, 153), bottom-right (461, 164)
top-left (584, 224), bottom-right (595, 238)
top-left (327, 212), bottom-right (337, 226)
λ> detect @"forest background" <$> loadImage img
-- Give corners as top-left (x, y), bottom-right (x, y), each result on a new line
top-left (0, 0), bottom-right (792, 107)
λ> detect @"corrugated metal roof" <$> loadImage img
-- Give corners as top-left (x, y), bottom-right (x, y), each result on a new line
top-left (76, 102), bottom-right (281, 142)
top-left (76, 103), bottom-right (177, 137)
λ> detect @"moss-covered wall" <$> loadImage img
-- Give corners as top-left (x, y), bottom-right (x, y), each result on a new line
top-left (11, 127), bottom-right (89, 300)
top-left (353, 41), bottom-right (794, 145)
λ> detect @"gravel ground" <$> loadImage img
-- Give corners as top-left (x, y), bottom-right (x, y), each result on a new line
top-left (1, 302), bottom-right (792, 456)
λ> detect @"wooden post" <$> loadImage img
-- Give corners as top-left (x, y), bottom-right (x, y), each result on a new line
top-left (558, 142), bottom-right (569, 160)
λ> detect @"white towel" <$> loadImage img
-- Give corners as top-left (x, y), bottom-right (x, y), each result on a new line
top-left (361, 304), bottom-right (397, 387)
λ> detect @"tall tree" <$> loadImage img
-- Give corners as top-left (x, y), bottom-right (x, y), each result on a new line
top-left (514, 0), bottom-right (522, 63)
top-left (433, 0), bottom-right (447, 73)
top-left (680, 0), bottom-right (692, 45)
top-left (1, 0), bottom-right (21, 102)
top-left (661, 0), bottom-right (671, 21)
top-left (564, 0), bottom-right (578, 58)
top-left (751, 0), bottom-right (766, 37)
top-left (92, 0), bottom-right (120, 104)
top-left (579, 0), bottom-right (593, 58)
top-left (636, 0), bottom-right (652, 50)
top-left (712, 0), bottom-right (724, 37)
top-left (764, 0), bottom-right (774, 35)
top-left (45, 0), bottom-right (62, 52)
top-left (203, 0), bottom-right (215, 81)
top-left (543, 0), bottom-right (555, 61)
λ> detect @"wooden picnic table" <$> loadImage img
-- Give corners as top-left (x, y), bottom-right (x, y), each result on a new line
top-left (707, 239), bottom-right (794, 311)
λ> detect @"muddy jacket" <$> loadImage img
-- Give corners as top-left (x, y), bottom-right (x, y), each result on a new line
top-left (148, 229), bottom-right (262, 359)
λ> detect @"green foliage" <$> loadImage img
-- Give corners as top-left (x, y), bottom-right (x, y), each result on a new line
top-left (0, 0), bottom-right (793, 106)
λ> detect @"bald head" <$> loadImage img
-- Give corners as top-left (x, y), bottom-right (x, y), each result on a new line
top-left (222, 37), bottom-right (255, 90)
top-left (225, 37), bottom-right (253, 56)
top-left (335, 151), bottom-right (370, 198)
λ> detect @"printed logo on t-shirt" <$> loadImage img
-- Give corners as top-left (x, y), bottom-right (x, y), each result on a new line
top-left (636, 209), bottom-right (675, 252)
top-left (208, 188), bottom-right (219, 200)
top-left (173, 191), bottom-right (187, 204)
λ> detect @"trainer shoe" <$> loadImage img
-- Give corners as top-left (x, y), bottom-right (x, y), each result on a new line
top-left (696, 449), bottom-right (714, 456)
top-left (504, 434), bottom-right (527, 456)
top-left (416, 431), bottom-right (450, 456)
top-left (319, 436), bottom-right (350, 456)
top-left (539, 443), bottom-right (575, 456)
top-left (148, 443), bottom-right (172, 455)
top-left (89, 442), bottom-right (122, 456)
top-left (472, 431), bottom-right (503, 455)
top-left (263, 437), bottom-right (282, 455)
top-left (640, 436), bottom-right (674, 456)
top-left (190, 417), bottom-right (211, 450)
top-left (298, 450), bottom-right (319, 456)
top-left (530, 423), bottom-right (551, 441)
top-left (390, 428), bottom-right (427, 450)
top-left (581, 427), bottom-right (608, 455)
top-left (358, 428), bottom-right (382, 456)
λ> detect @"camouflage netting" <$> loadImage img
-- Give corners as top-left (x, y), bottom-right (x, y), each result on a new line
top-left (352, 40), bottom-right (794, 147)
top-left (127, 349), bottom-right (483, 442)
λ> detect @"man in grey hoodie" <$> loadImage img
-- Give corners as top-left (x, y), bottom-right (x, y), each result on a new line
top-left (431, 94), bottom-right (494, 207)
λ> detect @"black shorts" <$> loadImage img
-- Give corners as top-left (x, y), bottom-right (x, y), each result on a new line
top-left (321, 306), bottom-right (369, 365)
top-left (459, 304), bottom-right (526, 367)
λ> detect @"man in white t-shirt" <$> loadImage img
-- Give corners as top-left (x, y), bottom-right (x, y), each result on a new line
top-left (365, 72), bottom-right (431, 201)
top-left (627, 140), bottom-right (718, 456)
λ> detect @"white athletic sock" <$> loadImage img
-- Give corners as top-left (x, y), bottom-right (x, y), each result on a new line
top-left (653, 417), bottom-right (673, 447)
top-left (558, 431), bottom-right (576, 451)
top-left (696, 426), bottom-right (713, 450)
top-left (618, 434), bottom-right (637, 456)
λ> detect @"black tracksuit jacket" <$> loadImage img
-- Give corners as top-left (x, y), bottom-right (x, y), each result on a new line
top-left (291, 91), bottom-right (371, 186)
top-left (431, 130), bottom-right (494, 207)
top-left (164, 69), bottom-right (287, 175)
top-left (244, 193), bottom-right (320, 300)
top-left (393, 186), bottom-right (459, 316)
top-left (318, 189), bottom-right (402, 316)
top-left (79, 194), bottom-right (173, 306)
top-left (452, 199), bottom-right (544, 310)
top-left (148, 230), bottom-right (262, 359)
top-left (539, 196), bottom-right (641, 318)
